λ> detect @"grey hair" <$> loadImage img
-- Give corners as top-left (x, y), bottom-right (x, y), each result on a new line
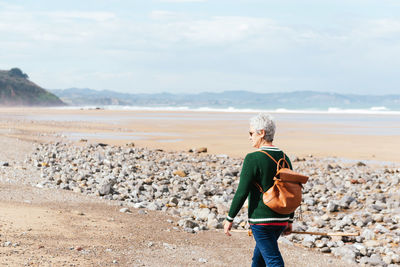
top-left (250, 113), bottom-right (276, 142)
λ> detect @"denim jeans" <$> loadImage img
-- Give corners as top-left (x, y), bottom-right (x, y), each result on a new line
top-left (250, 224), bottom-right (286, 267)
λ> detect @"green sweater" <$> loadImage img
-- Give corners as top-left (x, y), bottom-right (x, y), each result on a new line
top-left (226, 146), bottom-right (295, 224)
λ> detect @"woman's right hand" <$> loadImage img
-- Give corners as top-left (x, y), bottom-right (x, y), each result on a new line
top-left (224, 220), bottom-right (233, 236)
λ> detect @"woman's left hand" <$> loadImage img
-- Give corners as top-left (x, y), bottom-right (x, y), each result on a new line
top-left (224, 220), bottom-right (233, 236)
top-left (283, 223), bottom-right (292, 235)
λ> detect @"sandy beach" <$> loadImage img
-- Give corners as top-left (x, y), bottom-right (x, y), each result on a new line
top-left (1, 107), bottom-right (399, 266)
top-left (1, 107), bottom-right (399, 163)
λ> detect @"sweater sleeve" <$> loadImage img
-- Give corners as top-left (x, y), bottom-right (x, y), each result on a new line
top-left (289, 212), bottom-right (295, 223)
top-left (226, 154), bottom-right (257, 222)
top-left (286, 156), bottom-right (295, 223)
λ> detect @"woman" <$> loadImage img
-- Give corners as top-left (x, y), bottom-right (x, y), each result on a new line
top-left (224, 113), bottom-right (294, 267)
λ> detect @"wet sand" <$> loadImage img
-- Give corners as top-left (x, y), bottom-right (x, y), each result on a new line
top-left (1, 107), bottom-right (399, 163)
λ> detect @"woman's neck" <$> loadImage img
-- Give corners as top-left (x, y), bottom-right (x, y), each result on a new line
top-left (258, 141), bottom-right (273, 148)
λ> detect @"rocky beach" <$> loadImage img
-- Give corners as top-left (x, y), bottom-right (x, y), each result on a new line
top-left (1, 108), bottom-right (399, 266)
top-left (23, 141), bottom-right (399, 266)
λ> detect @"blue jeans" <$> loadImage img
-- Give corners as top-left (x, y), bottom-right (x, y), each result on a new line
top-left (250, 224), bottom-right (286, 267)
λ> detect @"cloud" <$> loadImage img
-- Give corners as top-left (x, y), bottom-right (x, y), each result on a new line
top-left (149, 10), bottom-right (186, 20)
top-left (2, 1), bottom-right (400, 94)
top-left (46, 11), bottom-right (116, 22)
top-left (0, 8), bottom-right (118, 45)
top-left (143, 15), bottom-right (292, 47)
top-left (358, 19), bottom-right (400, 39)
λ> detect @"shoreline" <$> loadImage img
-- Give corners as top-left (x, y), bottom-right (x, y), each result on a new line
top-left (27, 105), bottom-right (400, 115)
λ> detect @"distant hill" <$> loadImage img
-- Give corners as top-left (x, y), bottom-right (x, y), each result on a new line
top-left (51, 88), bottom-right (400, 110)
top-left (0, 68), bottom-right (65, 106)
top-left (51, 88), bottom-right (132, 106)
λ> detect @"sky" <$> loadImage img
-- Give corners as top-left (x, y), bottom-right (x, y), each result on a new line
top-left (1, 0), bottom-right (400, 95)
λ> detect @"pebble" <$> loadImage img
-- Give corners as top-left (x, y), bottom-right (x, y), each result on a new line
top-left (27, 142), bottom-right (400, 264)
top-left (302, 236), bottom-right (316, 248)
top-left (367, 254), bottom-right (385, 266)
top-left (320, 247), bottom-right (331, 253)
top-left (119, 207), bottom-right (131, 213)
top-left (163, 243), bottom-right (176, 250)
top-left (331, 246), bottom-right (356, 263)
top-left (198, 258), bottom-right (208, 263)
top-left (327, 201), bottom-right (339, 212)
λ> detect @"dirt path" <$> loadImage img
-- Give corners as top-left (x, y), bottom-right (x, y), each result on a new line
top-left (0, 184), bottom-right (355, 267)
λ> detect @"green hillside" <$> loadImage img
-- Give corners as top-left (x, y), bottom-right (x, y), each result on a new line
top-left (0, 68), bottom-right (65, 106)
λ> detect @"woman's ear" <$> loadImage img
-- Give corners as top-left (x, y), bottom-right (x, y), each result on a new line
top-left (259, 129), bottom-right (266, 138)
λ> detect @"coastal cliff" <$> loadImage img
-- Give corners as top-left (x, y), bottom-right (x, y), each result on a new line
top-left (0, 68), bottom-right (65, 106)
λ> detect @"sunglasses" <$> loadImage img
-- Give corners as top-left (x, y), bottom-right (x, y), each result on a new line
top-left (249, 131), bottom-right (255, 136)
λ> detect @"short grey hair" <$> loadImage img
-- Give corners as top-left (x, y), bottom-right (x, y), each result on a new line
top-left (250, 113), bottom-right (276, 142)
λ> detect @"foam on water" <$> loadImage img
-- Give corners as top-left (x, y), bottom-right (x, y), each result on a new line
top-left (54, 105), bottom-right (400, 115)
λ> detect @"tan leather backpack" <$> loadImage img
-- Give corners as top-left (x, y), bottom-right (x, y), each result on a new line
top-left (253, 150), bottom-right (309, 215)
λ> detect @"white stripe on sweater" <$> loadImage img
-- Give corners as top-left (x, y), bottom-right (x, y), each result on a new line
top-left (249, 217), bottom-right (290, 222)
top-left (259, 146), bottom-right (281, 151)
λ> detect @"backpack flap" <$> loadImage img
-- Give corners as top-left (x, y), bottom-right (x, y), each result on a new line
top-left (277, 168), bottom-right (309, 184)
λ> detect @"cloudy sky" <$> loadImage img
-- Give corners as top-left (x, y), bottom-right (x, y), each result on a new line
top-left (1, 0), bottom-right (399, 94)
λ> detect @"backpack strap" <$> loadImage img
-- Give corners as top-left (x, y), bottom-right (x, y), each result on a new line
top-left (258, 150), bottom-right (288, 170)
top-left (253, 150), bottom-right (288, 192)
top-left (258, 150), bottom-right (279, 164)
top-left (253, 181), bottom-right (265, 193)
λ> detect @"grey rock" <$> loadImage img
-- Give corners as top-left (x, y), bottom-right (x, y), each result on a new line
top-left (183, 220), bottom-right (199, 229)
top-left (169, 197), bottom-right (179, 205)
top-left (320, 247), bottom-right (331, 253)
top-left (375, 224), bottom-right (390, 234)
top-left (99, 181), bottom-right (115, 196)
top-left (320, 214), bottom-right (330, 221)
top-left (383, 255), bottom-right (392, 265)
top-left (302, 235), bottom-right (316, 248)
top-left (361, 229), bottom-right (376, 240)
top-left (207, 218), bottom-right (219, 229)
top-left (367, 254), bottom-right (386, 266)
top-left (138, 210), bottom-right (147, 215)
top-left (353, 243), bottom-right (367, 255)
top-left (147, 202), bottom-right (160, 211)
top-left (163, 243), bottom-right (176, 250)
top-left (339, 195), bottom-right (356, 208)
top-left (198, 258), bottom-right (208, 263)
top-left (371, 204), bottom-right (384, 212)
top-left (278, 237), bottom-right (293, 246)
top-left (304, 198), bottom-right (316, 206)
top-left (327, 201), bottom-right (339, 212)
top-left (184, 227), bottom-right (195, 233)
top-left (315, 240), bottom-right (327, 248)
top-left (331, 246), bottom-right (356, 263)
top-left (391, 253), bottom-right (400, 263)
top-left (119, 207), bottom-right (131, 213)
top-left (194, 208), bottom-right (211, 221)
